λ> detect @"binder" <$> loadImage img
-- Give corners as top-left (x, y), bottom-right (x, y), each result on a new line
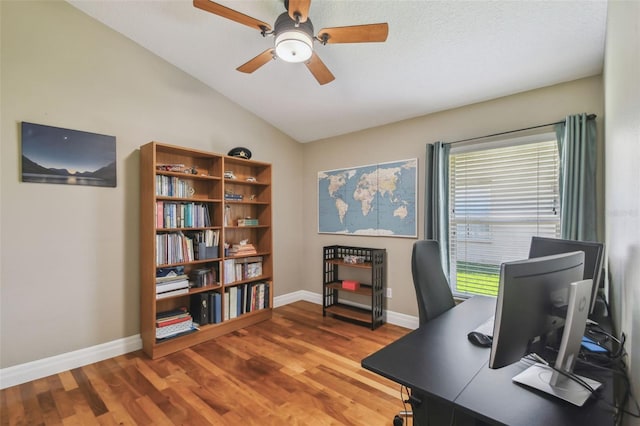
top-left (190, 293), bottom-right (209, 325)
top-left (208, 292), bottom-right (222, 324)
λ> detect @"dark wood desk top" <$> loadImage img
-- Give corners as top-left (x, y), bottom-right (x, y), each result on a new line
top-left (362, 295), bottom-right (496, 402)
top-left (456, 357), bottom-right (615, 426)
top-left (361, 295), bottom-right (614, 426)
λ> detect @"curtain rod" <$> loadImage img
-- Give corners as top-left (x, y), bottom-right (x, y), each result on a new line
top-left (446, 114), bottom-right (597, 145)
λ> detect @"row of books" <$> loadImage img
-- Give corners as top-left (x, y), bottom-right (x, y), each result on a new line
top-left (156, 175), bottom-right (194, 198)
top-left (224, 192), bottom-right (243, 201)
top-left (190, 283), bottom-right (270, 326)
top-left (156, 231), bottom-right (221, 265)
top-left (191, 229), bottom-right (220, 249)
top-left (156, 201), bottom-right (211, 229)
top-left (155, 307), bottom-right (197, 340)
top-left (223, 256), bottom-right (263, 284)
top-left (156, 232), bottom-right (194, 265)
top-left (226, 282), bottom-right (269, 319)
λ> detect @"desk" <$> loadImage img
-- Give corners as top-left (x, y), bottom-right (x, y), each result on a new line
top-left (361, 296), bottom-right (615, 426)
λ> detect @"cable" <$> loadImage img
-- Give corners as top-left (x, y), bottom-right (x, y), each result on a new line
top-left (578, 332), bottom-right (640, 425)
top-left (397, 385), bottom-right (412, 426)
top-left (449, 409), bottom-right (456, 426)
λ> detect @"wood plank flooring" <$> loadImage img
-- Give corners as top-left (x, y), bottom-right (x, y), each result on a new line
top-left (1, 301), bottom-right (411, 425)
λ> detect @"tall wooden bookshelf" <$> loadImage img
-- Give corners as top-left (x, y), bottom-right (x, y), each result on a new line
top-left (140, 142), bottom-right (272, 359)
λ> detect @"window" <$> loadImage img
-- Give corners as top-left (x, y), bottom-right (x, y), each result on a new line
top-left (448, 133), bottom-right (561, 297)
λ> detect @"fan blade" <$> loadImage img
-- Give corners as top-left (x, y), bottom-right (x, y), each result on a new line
top-left (317, 23), bottom-right (388, 44)
top-left (305, 52), bottom-right (335, 85)
top-left (194, 0), bottom-right (272, 32)
top-left (288, 0), bottom-right (311, 23)
top-left (237, 49), bottom-right (275, 73)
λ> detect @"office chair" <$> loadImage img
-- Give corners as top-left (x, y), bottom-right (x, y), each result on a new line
top-left (411, 240), bottom-right (456, 325)
top-left (394, 240), bottom-right (456, 426)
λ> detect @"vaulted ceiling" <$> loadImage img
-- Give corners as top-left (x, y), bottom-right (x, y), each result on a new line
top-left (68, 0), bottom-right (608, 143)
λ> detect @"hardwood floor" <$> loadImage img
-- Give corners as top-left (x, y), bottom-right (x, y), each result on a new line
top-left (1, 302), bottom-right (411, 425)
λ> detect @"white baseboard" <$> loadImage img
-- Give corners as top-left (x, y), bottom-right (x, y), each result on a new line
top-left (273, 290), bottom-right (322, 307)
top-left (275, 291), bottom-right (419, 329)
top-left (0, 335), bottom-right (142, 390)
top-left (1, 291), bottom-right (416, 389)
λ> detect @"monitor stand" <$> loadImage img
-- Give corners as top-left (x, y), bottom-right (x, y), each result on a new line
top-left (513, 363), bottom-right (601, 406)
top-left (512, 279), bottom-right (602, 406)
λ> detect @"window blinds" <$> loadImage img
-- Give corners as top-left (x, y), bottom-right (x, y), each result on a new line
top-left (448, 137), bottom-right (561, 296)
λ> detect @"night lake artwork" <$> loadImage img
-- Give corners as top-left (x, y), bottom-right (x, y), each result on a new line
top-left (21, 122), bottom-right (116, 187)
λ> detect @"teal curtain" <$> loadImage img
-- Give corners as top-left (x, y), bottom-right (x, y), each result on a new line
top-left (425, 141), bottom-right (450, 272)
top-left (555, 114), bottom-right (598, 241)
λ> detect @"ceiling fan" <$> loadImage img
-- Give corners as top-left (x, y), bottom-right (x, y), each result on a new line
top-left (193, 0), bottom-right (389, 85)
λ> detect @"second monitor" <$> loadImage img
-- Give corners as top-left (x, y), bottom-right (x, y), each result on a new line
top-left (529, 236), bottom-right (604, 315)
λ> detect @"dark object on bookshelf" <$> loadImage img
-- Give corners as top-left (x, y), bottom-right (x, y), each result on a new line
top-left (190, 293), bottom-right (210, 325)
top-left (196, 243), bottom-right (218, 261)
top-left (228, 147), bottom-right (252, 159)
top-left (190, 266), bottom-right (217, 288)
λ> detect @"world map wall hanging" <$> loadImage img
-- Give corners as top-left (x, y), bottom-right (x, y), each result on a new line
top-left (318, 159), bottom-right (417, 237)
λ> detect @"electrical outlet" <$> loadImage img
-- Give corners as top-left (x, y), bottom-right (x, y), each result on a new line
top-left (386, 288), bottom-right (392, 298)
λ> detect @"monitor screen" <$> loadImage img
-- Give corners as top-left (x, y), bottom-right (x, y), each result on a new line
top-left (528, 237), bottom-right (604, 314)
top-left (489, 251), bottom-right (585, 369)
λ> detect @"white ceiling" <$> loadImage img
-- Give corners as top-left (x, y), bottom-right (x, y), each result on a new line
top-left (67, 0), bottom-right (608, 143)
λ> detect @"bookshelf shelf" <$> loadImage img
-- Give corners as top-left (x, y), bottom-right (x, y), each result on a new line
top-left (322, 245), bottom-right (386, 330)
top-left (325, 282), bottom-right (373, 296)
top-left (140, 142), bottom-right (272, 359)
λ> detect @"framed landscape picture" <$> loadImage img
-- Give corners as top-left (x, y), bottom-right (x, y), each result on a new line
top-left (21, 122), bottom-right (116, 187)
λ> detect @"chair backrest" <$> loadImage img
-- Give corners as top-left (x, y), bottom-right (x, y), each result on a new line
top-left (411, 240), bottom-right (456, 325)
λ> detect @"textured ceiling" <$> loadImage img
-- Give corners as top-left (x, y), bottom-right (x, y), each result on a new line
top-left (67, 0), bottom-right (607, 143)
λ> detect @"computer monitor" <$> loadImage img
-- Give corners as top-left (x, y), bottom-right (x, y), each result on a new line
top-left (529, 236), bottom-right (604, 315)
top-left (489, 251), bottom-right (602, 405)
top-left (489, 251), bottom-right (585, 369)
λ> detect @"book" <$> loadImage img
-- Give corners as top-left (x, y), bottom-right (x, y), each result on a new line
top-left (156, 318), bottom-right (194, 339)
top-left (237, 285), bottom-right (244, 315)
top-left (156, 273), bottom-right (188, 283)
top-left (156, 287), bottom-right (189, 299)
top-left (156, 323), bottom-right (196, 340)
top-left (155, 327), bottom-right (197, 342)
top-left (209, 292), bottom-right (222, 324)
top-left (224, 259), bottom-right (236, 284)
top-left (156, 306), bottom-right (188, 319)
top-left (257, 283), bottom-right (265, 310)
top-left (156, 201), bottom-right (164, 228)
top-left (156, 279), bottom-right (189, 293)
top-left (229, 286), bottom-right (238, 319)
top-left (223, 291), bottom-right (230, 321)
top-left (156, 315), bottom-right (191, 328)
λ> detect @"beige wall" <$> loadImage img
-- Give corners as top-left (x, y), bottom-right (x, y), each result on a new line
top-left (0, 1), bottom-right (303, 368)
top-left (0, 0), bottom-right (617, 383)
top-left (604, 1), bottom-right (640, 420)
top-left (303, 76), bottom-right (604, 318)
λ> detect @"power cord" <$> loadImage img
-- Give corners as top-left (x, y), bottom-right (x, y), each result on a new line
top-left (394, 385), bottom-right (412, 426)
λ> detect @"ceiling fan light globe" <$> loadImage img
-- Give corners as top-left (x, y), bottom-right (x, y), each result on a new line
top-left (275, 31), bottom-right (313, 63)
